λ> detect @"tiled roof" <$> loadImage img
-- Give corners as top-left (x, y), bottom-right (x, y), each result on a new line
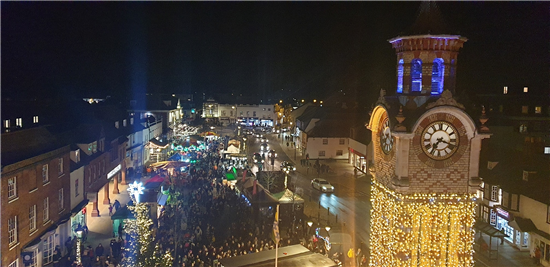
top-left (1, 127), bottom-right (67, 167)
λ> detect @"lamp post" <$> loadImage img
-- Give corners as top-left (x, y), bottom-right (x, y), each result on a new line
top-left (75, 226), bottom-right (84, 265)
top-left (307, 221), bottom-right (313, 240)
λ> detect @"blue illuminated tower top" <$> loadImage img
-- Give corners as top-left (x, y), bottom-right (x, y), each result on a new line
top-left (388, 1), bottom-right (467, 106)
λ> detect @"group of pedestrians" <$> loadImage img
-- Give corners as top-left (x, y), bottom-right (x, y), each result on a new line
top-left (67, 127), bottom-right (356, 267)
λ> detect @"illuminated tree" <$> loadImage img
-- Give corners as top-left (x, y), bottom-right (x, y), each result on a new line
top-left (119, 197), bottom-right (173, 266)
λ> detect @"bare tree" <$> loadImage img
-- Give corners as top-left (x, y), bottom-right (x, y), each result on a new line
top-left (259, 171), bottom-right (277, 192)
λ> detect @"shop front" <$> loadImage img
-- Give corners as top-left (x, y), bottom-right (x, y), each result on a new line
top-left (532, 231), bottom-right (550, 267)
top-left (494, 207), bottom-right (533, 251)
top-left (349, 148), bottom-right (367, 173)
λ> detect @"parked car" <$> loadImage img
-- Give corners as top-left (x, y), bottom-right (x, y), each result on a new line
top-left (311, 178), bottom-right (334, 193)
top-left (253, 153), bottom-right (265, 164)
top-left (260, 143), bottom-right (269, 151)
top-left (281, 161), bottom-right (296, 172)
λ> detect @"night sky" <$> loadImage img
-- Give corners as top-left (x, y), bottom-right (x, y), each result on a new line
top-left (2, 1), bottom-right (549, 104)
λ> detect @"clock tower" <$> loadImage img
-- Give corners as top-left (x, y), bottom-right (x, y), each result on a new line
top-left (367, 2), bottom-right (491, 266)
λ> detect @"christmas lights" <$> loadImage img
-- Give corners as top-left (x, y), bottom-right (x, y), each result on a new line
top-left (119, 202), bottom-right (173, 267)
top-left (370, 180), bottom-right (476, 267)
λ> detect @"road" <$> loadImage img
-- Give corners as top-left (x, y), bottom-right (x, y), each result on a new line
top-left (246, 130), bottom-right (372, 250)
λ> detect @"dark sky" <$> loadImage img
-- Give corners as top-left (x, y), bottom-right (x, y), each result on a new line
top-left (2, 1), bottom-right (549, 103)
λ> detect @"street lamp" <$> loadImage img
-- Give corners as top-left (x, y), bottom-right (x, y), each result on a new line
top-left (325, 225), bottom-right (331, 232)
top-left (75, 226), bottom-right (84, 265)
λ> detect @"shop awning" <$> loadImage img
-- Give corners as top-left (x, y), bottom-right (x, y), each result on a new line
top-left (71, 199), bottom-right (89, 215)
top-left (508, 217), bottom-right (537, 233)
top-left (111, 206), bottom-right (135, 220)
top-left (474, 221), bottom-right (508, 238)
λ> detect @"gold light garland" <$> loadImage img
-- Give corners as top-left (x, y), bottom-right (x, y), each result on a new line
top-left (370, 180), bottom-right (477, 267)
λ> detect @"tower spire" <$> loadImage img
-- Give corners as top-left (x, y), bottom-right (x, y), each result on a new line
top-left (407, 0), bottom-right (450, 35)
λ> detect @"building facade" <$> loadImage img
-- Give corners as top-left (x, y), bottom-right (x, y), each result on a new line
top-left (1, 127), bottom-right (71, 267)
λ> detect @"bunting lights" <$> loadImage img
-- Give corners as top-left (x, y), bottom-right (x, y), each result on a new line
top-left (370, 179), bottom-right (477, 267)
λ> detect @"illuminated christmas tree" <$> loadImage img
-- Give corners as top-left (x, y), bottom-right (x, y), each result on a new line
top-left (119, 182), bottom-right (174, 267)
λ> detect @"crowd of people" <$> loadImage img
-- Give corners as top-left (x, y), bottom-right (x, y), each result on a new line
top-left (64, 126), bottom-right (357, 267)
top-left (154, 137), bottom-right (304, 266)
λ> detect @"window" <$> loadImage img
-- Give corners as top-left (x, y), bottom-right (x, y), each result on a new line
top-left (336, 150), bottom-right (343, 156)
top-left (88, 144), bottom-right (92, 152)
top-left (75, 149), bottom-right (80, 163)
top-left (547, 205), bottom-right (550, 224)
top-left (523, 86), bottom-right (528, 93)
top-left (99, 139), bottom-right (104, 151)
top-left (490, 185), bottom-right (499, 201)
top-left (43, 197), bottom-right (49, 223)
top-left (42, 164), bottom-right (49, 183)
top-left (9, 259), bottom-right (18, 267)
top-left (521, 106), bottom-right (529, 114)
top-left (92, 142), bottom-right (97, 153)
top-left (29, 205), bottom-right (36, 232)
top-left (130, 117), bottom-right (134, 125)
top-left (431, 58), bottom-right (445, 95)
top-left (268, 108), bottom-right (271, 111)
top-left (489, 209), bottom-right (497, 225)
top-left (123, 119), bottom-right (127, 127)
top-left (230, 111), bottom-right (233, 116)
top-left (58, 188), bottom-right (64, 211)
top-left (545, 147), bottom-right (550, 154)
top-left (510, 194), bottom-right (519, 211)
top-left (253, 111), bottom-right (256, 117)
top-left (58, 158), bottom-right (64, 175)
top-left (323, 139), bottom-right (328, 145)
top-left (4, 119), bottom-right (10, 128)
top-left (339, 139), bottom-right (345, 145)
top-left (535, 106), bottom-right (542, 114)
top-left (115, 121), bottom-right (119, 128)
top-left (318, 151), bottom-right (325, 157)
top-left (503, 86), bottom-right (508, 94)
top-left (43, 235), bottom-right (54, 264)
top-left (411, 59), bottom-right (422, 92)
top-left (8, 216), bottom-right (17, 246)
top-left (397, 59), bottom-right (404, 93)
top-left (240, 111), bottom-right (243, 116)
top-left (16, 117), bottom-right (22, 127)
top-left (8, 176), bottom-right (17, 200)
top-left (519, 124), bottom-right (527, 133)
top-left (33, 116), bottom-right (39, 123)
top-left (75, 179), bottom-right (79, 197)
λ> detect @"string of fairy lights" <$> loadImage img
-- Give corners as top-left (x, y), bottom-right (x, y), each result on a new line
top-left (370, 179), bottom-right (477, 267)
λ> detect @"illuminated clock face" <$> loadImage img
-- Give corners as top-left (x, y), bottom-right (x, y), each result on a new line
top-left (421, 121), bottom-right (459, 160)
top-left (380, 118), bottom-right (393, 154)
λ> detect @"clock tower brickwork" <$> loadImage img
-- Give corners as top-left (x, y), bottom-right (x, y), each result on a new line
top-left (367, 2), bottom-right (491, 266)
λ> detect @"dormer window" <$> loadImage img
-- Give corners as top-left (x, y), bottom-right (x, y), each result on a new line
top-left (115, 121), bottom-right (119, 128)
top-left (130, 118), bottom-right (134, 125)
top-left (4, 119), bottom-right (10, 129)
top-left (523, 86), bottom-right (528, 93)
top-left (33, 116), bottom-right (39, 123)
top-left (123, 119), bottom-right (127, 127)
top-left (75, 149), bottom-right (80, 163)
top-left (521, 106), bottom-right (529, 114)
top-left (16, 118), bottom-right (22, 128)
top-left (523, 170), bottom-right (536, 181)
top-left (503, 86), bottom-right (508, 94)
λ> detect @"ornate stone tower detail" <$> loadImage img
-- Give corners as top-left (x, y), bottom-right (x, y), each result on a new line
top-left (388, 1), bottom-right (467, 108)
top-left (367, 2), bottom-right (491, 266)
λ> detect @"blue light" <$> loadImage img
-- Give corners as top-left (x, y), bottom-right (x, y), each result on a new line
top-left (411, 59), bottom-right (422, 92)
top-left (397, 59), bottom-right (404, 93)
top-left (431, 58), bottom-right (445, 95)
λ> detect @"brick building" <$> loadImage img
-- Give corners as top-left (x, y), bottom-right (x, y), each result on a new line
top-left (1, 127), bottom-right (71, 267)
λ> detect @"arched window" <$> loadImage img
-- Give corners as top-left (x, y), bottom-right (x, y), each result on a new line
top-left (397, 59), bottom-right (404, 93)
top-left (431, 58), bottom-right (445, 95)
top-left (411, 59), bottom-right (422, 92)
